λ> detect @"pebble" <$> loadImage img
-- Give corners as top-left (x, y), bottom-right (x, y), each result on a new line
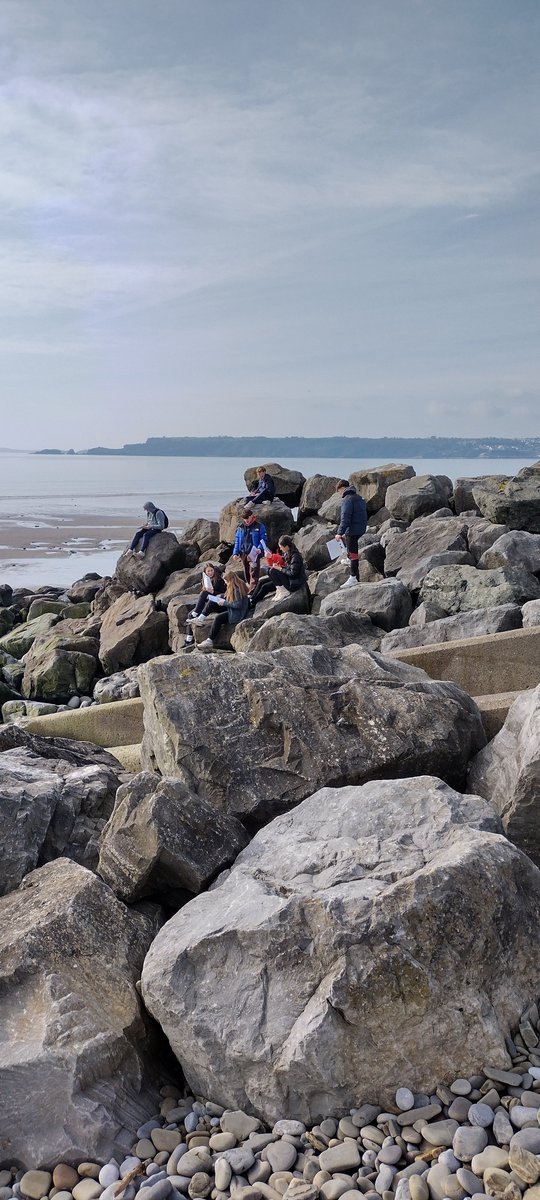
top-left (438, 1153), bottom-right (461, 1173)
top-left (221, 1113), bottom-right (261, 1141)
top-left (378, 1146), bottom-right (402, 1166)
top-left (449, 1099), bottom-right (472, 1123)
top-left (409, 1179), bottom-right (429, 1200)
top-left (274, 1122), bottom-right (306, 1137)
top-left (457, 1169), bottom-right (482, 1195)
top-left (209, 1134), bottom-right (236, 1153)
top-left (451, 1082), bottom-right (472, 1097)
top-left (318, 1145), bottom-right (361, 1173)
top-left (152, 1132), bottom-right (183, 1153)
top-left (184, 1115), bottom-right (199, 1135)
top-left (187, 1174), bottom-right (212, 1199)
top-left (320, 1182), bottom-right (352, 1200)
top-left (53, 1170), bottom-right (79, 1192)
top-left (71, 1183), bottom-right (103, 1200)
top-left (20, 1174), bottom-right (52, 1200)
top-left (0, 1179), bottom-right (11, 1192)
top-left (265, 1146), bottom-right (298, 1174)
top-left (453, 1127), bottom-right (489, 1162)
top-left (483, 1069), bottom-right (523, 1087)
top-left (137, 1141), bottom-right (157, 1159)
top-left (136, 1184), bottom-right (172, 1200)
top-left (471, 1149), bottom-right (509, 1174)
top-left (120, 1160), bottom-right (140, 1176)
top-left (483, 1168), bottom-right (513, 1197)
top-left (508, 1145), bottom-right (540, 1185)
top-left (397, 1105), bottom-right (441, 1127)
top-left (77, 1169), bottom-right (100, 1183)
top-left (468, 1105), bottom-right (494, 1129)
top-left (510, 1107), bottom-right (540, 1129)
top-left (511, 1129), bottom-right (540, 1153)
top-left (167, 1147), bottom-right (188, 1176)
top-left (98, 1169), bottom-right (119, 1190)
top-left (375, 1166), bottom-right (396, 1194)
top-left (422, 1121), bottom-right (459, 1148)
top-left (396, 1090), bottom-right (415, 1112)
top-left (220, 1152), bottom-right (255, 1175)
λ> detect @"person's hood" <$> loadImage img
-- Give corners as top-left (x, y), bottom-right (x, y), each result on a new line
top-left (342, 486), bottom-right (357, 496)
top-left (144, 501), bottom-right (157, 512)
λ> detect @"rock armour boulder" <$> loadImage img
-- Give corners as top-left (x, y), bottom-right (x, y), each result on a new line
top-left (419, 565), bottom-right (540, 615)
top-left (141, 775), bottom-right (540, 1124)
top-left (320, 578), bottom-right (412, 630)
top-left (385, 474), bottom-right (453, 522)
top-left (381, 604), bottom-right (523, 653)
top-left (99, 593), bottom-right (169, 674)
top-left (115, 532), bottom-right (187, 594)
top-left (349, 463), bottom-right (415, 514)
top-left (138, 644), bottom-right (485, 825)
top-left (219, 498), bottom-right (294, 548)
top-left (231, 610), bottom-right (383, 654)
top-left (468, 686), bottom-right (540, 866)
top-left (243, 463), bottom-right (306, 508)
top-left (473, 462), bottom-right (540, 532)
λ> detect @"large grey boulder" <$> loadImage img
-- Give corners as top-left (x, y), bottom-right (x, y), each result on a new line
top-left (0, 858), bottom-right (159, 1167)
top-left (478, 530), bottom-right (540, 574)
top-left (381, 604), bottom-right (523, 653)
top-left (231, 610), bottom-right (383, 654)
top-left (99, 593), bottom-right (169, 674)
top-left (244, 462), bottom-right (305, 508)
top-left (298, 474), bottom-right (340, 522)
top-left (452, 477), bottom-right (509, 516)
top-left (21, 617), bottom-right (99, 703)
top-left (0, 738), bottom-right (121, 891)
top-left (67, 573), bottom-right (104, 604)
top-left (385, 474), bottom-right (453, 522)
top-left (400, 551), bottom-right (474, 592)
top-left (293, 519), bottom-right (336, 570)
top-left (349, 463), bottom-right (415, 514)
top-left (465, 517), bottom-right (509, 563)
top-left (219, 497), bottom-right (295, 548)
top-left (384, 517), bottom-right (469, 578)
top-left (310, 553), bottom-right (383, 613)
top-left (523, 599), bottom-right (540, 627)
top-left (473, 462), bottom-right (540, 532)
top-left (468, 686), bottom-right (540, 866)
top-left (0, 722), bottom-right (122, 769)
top-left (320, 578), bottom-right (412, 631)
top-left (115, 531), bottom-right (187, 594)
top-left (181, 518), bottom-right (219, 555)
top-left (141, 775), bottom-right (540, 1124)
top-left (419, 564), bottom-right (540, 616)
top-left (156, 565), bottom-right (205, 609)
top-left (138, 644), bottom-right (485, 826)
top-left (0, 613), bottom-right (58, 660)
top-left (318, 492), bottom-right (342, 524)
top-left (98, 772), bottom-right (248, 903)
top-left (251, 583), bottom-right (311, 622)
top-left (93, 666), bottom-right (140, 703)
top-left (91, 577), bottom-right (126, 616)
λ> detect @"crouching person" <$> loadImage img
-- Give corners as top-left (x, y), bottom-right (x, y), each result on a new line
top-left (249, 536), bottom-right (307, 609)
top-left (198, 572), bottom-right (250, 650)
top-left (185, 562), bottom-right (226, 646)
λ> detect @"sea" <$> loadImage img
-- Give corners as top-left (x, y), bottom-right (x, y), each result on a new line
top-left (0, 452), bottom-right (535, 589)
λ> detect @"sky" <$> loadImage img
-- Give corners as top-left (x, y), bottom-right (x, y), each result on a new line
top-left (0, 0), bottom-right (538, 450)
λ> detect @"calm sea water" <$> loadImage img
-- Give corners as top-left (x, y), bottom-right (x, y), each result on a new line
top-left (0, 452), bottom-right (535, 588)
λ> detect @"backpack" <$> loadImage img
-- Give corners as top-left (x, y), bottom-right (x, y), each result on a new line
top-left (158, 509), bottom-right (169, 528)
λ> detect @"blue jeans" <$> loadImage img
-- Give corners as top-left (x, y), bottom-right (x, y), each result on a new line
top-left (130, 526), bottom-right (160, 552)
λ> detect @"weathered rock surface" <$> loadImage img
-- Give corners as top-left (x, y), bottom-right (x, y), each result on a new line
top-left (473, 462), bottom-right (540, 532)
top-left (244, 462), bottom-right (306, 508)
top-left (293, 519), bottom-right (336, 569)
top-left (99, 593), bottom-right (169, 674)
top-left (400, 550), bottom-right (475, 592)
top-left (468, 686), bottom-right (540, 866)
top-left (0, 583), bottom-right (13, 607)
top-left (231, 609), bottom-right (383, 654)
top-left (219, 498), bottom-right (294, 548)
top-left (523, 599), bottom-right (540, 627)
top-left (320, 578), bottom-right (412, 631)
top-left (155, 566), bottom-right (205, 609)
top-left (385, 474), bottom-right (453, 522)
top-left (419, 565), bottom-right (540, 616)
top-left (384, 517), bottom-right (469, 579)
top-left (381, 604), bottom-right (523, 653)
top-left (22, 618), bottom-right (99, 703)
top-left (27, 598), bottom-right (67, 620)
top-left (90, 577), bottom-right (126, 617)
top-left (310, 557), bottom-right (382, 612)
top-left (0, 735), bottom-right (121, 890)
top-left (98, 772), bottom-right (248, 903)
top-left (0, 858), bottom-right (159, 1167)
top-left (181, 518), bottom-right (219, 554)
top-left (251, 583), bottom-right (312, 623)
top-left (0, 722), bottom-right (122, 770)
top-left (318, 492), bottom-right (342, 524)
top-left (141, 774), bottom-right (540, 1124)
top-left (452, 477), bottom-right (489, 515)
top-left (478, 530), bottom-right (540, 574)
top-left (0, 613), bottom-right (58, 659)
top-left (139, 644), bottom-right (485, 825)
top-left (349, 463), bottom-right (415, 514)
top-left (466, 518), bottom-right (509, 563)
top-left (115, 532), bottom-right (187, 595)
top-left (67, 574), bottom-right (104, 604)
top-left (298, 474), bottom-right (340, 522)
top-left (93, 666), bottom-right (140, 703)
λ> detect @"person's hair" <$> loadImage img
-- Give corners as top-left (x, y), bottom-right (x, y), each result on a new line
top-left (224, 572), bottom-right (249, 602)
top-left (203, 561), bottom-right (219, 576)
top-left (256, 466), bottom-right (266, 475)
top-left (336, 479), bottom-right (350, 490)
top-left (278, 535), bottom-right (298, 556)
top-left (241, 507), bottom-right (255, 519)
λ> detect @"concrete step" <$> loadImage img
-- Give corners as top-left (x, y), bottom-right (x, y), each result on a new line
top-left (474, 690), bottom-right (520, 741)
top-left (109, 743), bottom-right (143, 771)
top-left (22, 697), bottom-right (144, 748)
top-left (389, 625), bottom-right (540, 698)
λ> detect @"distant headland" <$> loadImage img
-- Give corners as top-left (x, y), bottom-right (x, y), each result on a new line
top-left (34, 435), bottom-right (540, 458)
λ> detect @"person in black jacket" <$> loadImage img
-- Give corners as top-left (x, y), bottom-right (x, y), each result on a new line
top-left (335, 479), bottom-right (367, 588)
top-left (245, 466), bottom-right (276, 505)
top-left (249, 536), bottom-right (307, 609)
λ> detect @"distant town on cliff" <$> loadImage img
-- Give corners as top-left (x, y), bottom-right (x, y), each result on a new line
top-left (34, 435), bottom-right (540, 458)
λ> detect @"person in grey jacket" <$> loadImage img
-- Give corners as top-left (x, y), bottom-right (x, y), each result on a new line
top-left (130, 501), bottom-right (167, 557)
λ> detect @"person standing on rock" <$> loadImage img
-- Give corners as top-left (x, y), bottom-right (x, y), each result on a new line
top-left (185, 563), bottom-right (227, 646)
top-left (198, 573), bottom-right (250, 649)
top-left (335, 480), bottom-right (367, 588)
top-left (246, 466), bottom-right (276, 505)
top-left (249, 535), bottom-right (307, 609)
top-left (129, 501), bottom-right (167, 557)
top-left (232, 508), bottom-right (268, 592)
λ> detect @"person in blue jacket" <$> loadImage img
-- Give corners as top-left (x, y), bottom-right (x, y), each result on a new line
top-left (232, 508), bottom-right (268, 591)
top-left (198, 572), bottom-right (250, 650)
top-left (335, 479), bottom-right (367, 588)
top-left (245, 466), bottom-right (276, 505)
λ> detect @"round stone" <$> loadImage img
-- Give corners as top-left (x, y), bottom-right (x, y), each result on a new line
top-left (221, 1112), bottom-right (261, 1142)
top-left (375, 1166), bottom-right (396, 1195)
top-left (152, 1131), bottom-right (182, 1153)
top-left (184, 1114), bottom-right (198, 1134)
top-left (273, 1122), bottom-right (306, 1137)
top-left (468, 1105), bottom-right (494, 1129)
top-left (483, 1168), bottom-right (512, 1196)
top-left (456, 1169), bottom-right (481, 1195)
top-left (378, 1146), bottom-right (402, 1166)
top-left (98, 1169), bottom-right (119, 1190)
top-left (453, 1128), bottom-right (489, 1163)
top-left (510, 1108), bottom-right (540, 1130)
top-left (187, 1174), bottom-right (212, 1199)
top-left (77, 1169), bottom-right (100, 1182)
top-left (438, 1154), bottom-right (461, 1173)
top-left (266, 1145), bottom-right (298, 1174)
top-left (422, 1121), bottom-right (459, 1148)
top-left (318, 1145), bottom-right (361, 1174)
top-left (471, 1149), bottom-right (509, 1174)
top-left (220, 1150), bottom-right (255, 1174)
top-left (53, 1169), bottom-right (79, 1192)
top-left (120, 1161), bottom-right (140, 1176)
top-left (451, 1082), bottom-right (472, 1097)
top-left (72, 1183), bottom-right (103, 1200)
top-left (511, 1130), bottom-right (540, 1154)
top-left (209, 1134), bottom-right (236, 1153)
top-left (320, 1182), bottom-right (353, 1200)
top-left (20, 1174), bottom-right (52, 1200)
top-left (215, 1162), bottom-right (233, 1195)
top-left (396, 1089), bottom-right (415, 1112)
top-left (409, 1178), bottom-right (429, 1200)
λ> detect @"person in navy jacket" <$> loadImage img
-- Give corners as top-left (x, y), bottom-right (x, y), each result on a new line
top-left (245, 466), bottom-right (275, 505)
top-left (335, 480), bottom-right (367, 588)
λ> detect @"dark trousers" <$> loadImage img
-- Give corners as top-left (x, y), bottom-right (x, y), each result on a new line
top-left (194, 592), bottom-right (223, 617)
top-left (209, 610), bottom-right (230, 640)
top-left (241, 553), bottom-right (261, 591)
top-left (249, 568), bottom-right (292, 609)
top-left (345, 533), bottom-right (359, 579)
top-left (131, 526), bottom-right (160, 552)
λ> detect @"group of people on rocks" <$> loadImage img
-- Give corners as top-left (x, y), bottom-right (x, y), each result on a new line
top-left (129, 468), bottom-right (368, 650)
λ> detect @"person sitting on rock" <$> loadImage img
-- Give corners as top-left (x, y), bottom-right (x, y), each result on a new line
top-left (249, 535), bottom-right (307, 609)
top-left (129, 501), bottom-right (167, 558)
top-left (198, 572), bottom-right (250, 650)
top-left (185, 563), bottom-right (226, 646)
top-left (335, 479), bottom-right (367, 588)
top-left (246, 466), bottom-right (276, 505)
top-left (232, 507), bottom-right (268, 591)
